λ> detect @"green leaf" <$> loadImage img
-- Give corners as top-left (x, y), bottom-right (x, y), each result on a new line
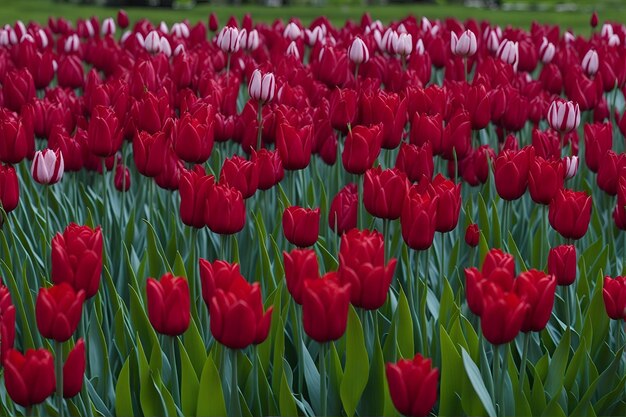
top-left (440, 326), bottom-right (465, 417)
top-left (545, 329), bottom-right (570, 398)
top-left (279, 371), bottom-right (298, 417)
top-left (360, 334), bottom-right (385, 416)
top-left (461, 347), bottom-right (496, 417)
top-left (184, 318), bottom-right (207, 379)
top-left (115, 355), bottom-right (134, 417)
top-left (179, 341), bottom-right (200, 417)
top-left (340, 307), bottom-right (370, 417)
top-left (196, 355), bottom-right (228, 417)
top-left (137, 338), bottom-right (168, 417)
top-left (396, 288), bottom-right (413, 359)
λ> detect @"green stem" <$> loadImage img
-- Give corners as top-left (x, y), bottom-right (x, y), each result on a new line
top-left (254, 346), bottom-right (263, 416)
top-left (45, 186), bottom-right (50, 271)
top-left (493, 344), bottom-right (501, 417)
top-left (101, 158), bottom-right (107, 234)
top-left (169, 337), bottom-right (180, 404)
top-left (319, 343), bottom-right (327, 417)
top-left (230, 349), bottom-right (241, 417)
top-left (55, 341), bottom-right (64, 417)
top-left (565, 285), bottom-right (572, 329)
top-left (357, 175), bottom-right (363, 230)
top-left (383, 219), bottom-right (389, 262)
top-left (256, 102), bottom-right (263, 152)
top-left (519, 332), bottom-right (530, 392)
top-left (439, 233), bottom-right (445, 295)
top-left (354, 63), bottom-right (360, 87)
top-left (25, 406), bottom-right (32, 416)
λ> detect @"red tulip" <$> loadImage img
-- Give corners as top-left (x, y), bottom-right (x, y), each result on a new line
top-left (548, 189), bottom-right (592, 240)
top-left (132, 91), bottom-right (170, 135)
top-left (114, 163), bottom-right (130, 192)
top-left (51, 223), bottom-right (103, 299)
top-left (329, 88), bottom-right (358, 131)
top-left (328, 183), bottom-right (358, 235)
top-left (4, 348), bottom-right (55, 407)
top-left (597, 151), bottom-right (626, 196)
top-left (410, 113), bottom-right (443, 155)
top-left (342, 124), bottom-right (383, 175)
top-left (146, 273), bottom-right (190, 336)
top-left (0, 279), bottom-right (16, 364)
top-left (3, 69), bottom-right (35, 112)
top-left (401, 186), bottom-right (438, 250)
top-left (283, 249), bottom-right (320, 305)
top-left (179, 169), bottom-right (214, 229)
top-left (117, 9), bottom-right (129, 29)
top-left (441, 109), bottom-right (472, 161)
top-left (133, 130), bottom-right (168, 178)
top-left (480, 284), bottom-right (528, 345)
top-left (514, 270), bottom-right (557, 332)
top-left (199, 259), bottom-right (250, 308)
top-left (276, 119), bottom-right (313, 171)
top-left (465, 224), bottom-right (480, 247)
top-left (584, 122), bottom-right (612, 173)
top-left (548, 245), bottom-right (577, 286)
top-left (302, 272), bottom-right (351, 342)
top-left (360, 91), bottom-right (407, 149)
top-left (482, 248), bottom-right (516, 279)
top-left (603, 276), bottom-right (626, 320)
top-left (36, 283), bottom-right (85, 342)
top-left (205, 183), bottom-right (246, 235)
top-left (174, 111), bottom-right (215, 164)
top-left (0, 164), bottom-right (19, 214)
top-left (251, 149), bottom-right (284, 191)
top-left (282, 206), bottom-right (320, 247)
top-left (494, 146), bottom-right (532, 201)
top-left (386, 354), bottom-right (439, 417)
top-left (428, 174), bottom-right (462, 233)
top-left (57, 55), bottom-right (85, 89)
top-left (395, 142), bottom-right (434, 183)
top-left (220, 155), bottom-right (259, 199)
top-left (210, 283), bottom-right (273, 349)
top-left (363, 167), bottom-right (408, 220)
top-left (63, 339), bottom-right (85, 398)
top-left (528, 155), bottom-right (564, 205)
top-left (338, 229), bottom-right (396, 310)
top-left (0, 109), bottom-right (33, 165)
top-left (88, 105), bottom-right (123, 158)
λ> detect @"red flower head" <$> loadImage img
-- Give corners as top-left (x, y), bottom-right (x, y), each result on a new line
top-left (547, 245), bottom-right (577, 286)
top-left (528, 155), bottom-right (564, 205)
top-left (363, 167), bottom-right (408, 220)
top-left (36, 283), bottom-right (85, 342)
top-left (386, 354), bottom-right (439, 417)
top-left (548, 189), bottom-right (592, 240)
top-left (146, 273), bottom-right (190, 336)
top-left (302, 272), bottom-right (351, 342)
top-left (342, 124), bottom-right (383, 175)
top-left (283, 249), bottom-right (320, 305)
top-left (4, 348), bottom-right (56, 407)
top-left (494, 146), bottom-right (532, 201)
top-left (603, 276), bottom-right (626, 320)
top-left (205, 183), bottom-right (246, 235)
top-left (328, 183), bottom-right (358, 235)
top-left (282, 206), bottom-right (320, 247)
top-left (401, 186), bottom-right (438, 251)
top-left (63, 339), bottom-right (85, 398)
top-left (514, 270), bottom-right (557, 332)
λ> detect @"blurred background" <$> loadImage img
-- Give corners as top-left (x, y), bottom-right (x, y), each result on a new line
top-left (1, 0), bottom-right (625, 35)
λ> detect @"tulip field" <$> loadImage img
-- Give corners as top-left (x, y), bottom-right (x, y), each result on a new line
top-left (2, 6), bottom-right (626, 417)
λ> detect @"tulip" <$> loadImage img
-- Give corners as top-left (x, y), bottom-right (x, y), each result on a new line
top-left (539, 37), bottom-right (555, 64)
top-left (117, 9), bottom-right (129, 29)
top-left (348, 37), bottom-right (369, 64)
top-left (220, 155), bottom-right (259, 199)
top-left (0, 164), bottom-right (19, 214)
top-left (394, 33), bottom-right (413, 56)
top-left (328, 183), bottom-right (358, 235)
top-left (337, 229), bottom-right (396, 310)
top-left (493, 147), bottom-right (532, 201)
top-left (0, 279), bottom-right (16, 364)
top-left (4, 349), bottom-right (56, 408)
top-left (329, 88), bottom-right (358, 131)
top-left (283, 206), bottom-right (320, 247)
top-left (395, 142), bottom-right (434, 183)
top-left (482, 248), bottom-right (516, 280)
top-left (3, 69), bottom-right (35, 112)
top-left (144, 30), bottom-right (161, 54)
top-left (528, 156), bottom-right (564, 205)
top-left (480, 284), bottom-right (528, 345)
top-left (514, 270), bottom-right (557, 332)
top-left (57, 55), bottom-right (85, 89)
top-left (178, 170), bottom-right (213, 229)
top-left (548, 189), bottom-right (592, 240)
top-left (251, 149), bottom-right (284, 191)
top-left (342, 124), bottom-right (383, 175)
top-left (465, 224), bottom-right (480, 247)
top-left (87, 105), bottom-right (123, 158)
top-left (210, 283), bottom-right (272, 349)
top-left (0, 110), bottom-right (33, 165)
top-left (248, 70), bottom-right (276, 104)
top-left (428, 174), bottom-right (462, 233)
top-left (563, 156), bottom-right (579, 179)
top-left (401, 187), bottom-right (438, 251)
top-left (276, 119), bottom-right (313, 171)
top-left (496, 39), bottom-right (519, 71)
top-left (548, 245), bottom-right (577, 286)
top-left (146, 273), bottom-right (190, 336)
top-left (581, 49), bottom-right (599, 77)
top-left (450, 30), bottom-right (477, 57)
top-left (547, 99), bottom-right (580, 134)
top-left (597, 151), bottom-right (626, 196)
top-left (590, 11), bottom-right (599, 28)
top-left (36, 283), bottom-right (85, 342)
top-left (208, 13), bottom-right (219, 32)
top-left (240, 29), bottom-right (259, 51)
top-left (584, 122), bottom-right (612, 173)
top-left (363, 168), bottom-right (407, 220)
top-left (386, 354), bottom-right (438, 417)
top-left (198, 259), bottom-right (250, 308)
top-left (302, 272), bottom-right (351, 342)
top-left (283, 249), bottom-right (320, 305)
top-left (603, 276), bottom-right (626, 320)
top-left (175, 111), bottom-right (215, 164)
top-left (51, 223), bottom-right (103, 299)
top-left (114, 164), bottom-right (130, 192)
top-left (31, 149), bottom-right (64, 185)
top-left (133, 131), bottom-right (168, 178)
top-left (360, 92), bottom-right (407, 149)
top-left (205, 183), bottom-right (246, 235)
top-left (410, 113), bottom-right (443, 154)
top-left (217, 26), bottom-right (241, 53)
top-left (63, 339), bottom-right (85, 398)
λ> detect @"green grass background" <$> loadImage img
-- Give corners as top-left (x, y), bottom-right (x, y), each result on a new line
top-left (2, 0), bottom-right (626, 35)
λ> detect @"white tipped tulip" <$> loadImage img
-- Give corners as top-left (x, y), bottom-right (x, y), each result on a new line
top-left (496, 39), bottom-right (519, 71)
top-left (563, 156), bottom-right (579, 179)
top-left (539, 37), bottom-right (555, 64)
top-left (159, 37), bottom-right (172, 57)
top-left (101, 17), bottom-right (116, 36)
top-left (31, 149), bottom-right (64, 185)
top-left (240, 29), bottom-right (259, 51)
top-left (609, 34), bottom-right (621, 47)
top-left (486, 30), bottom-right (500, 53)
top-left (451, 30), bottom-right (477, 57)
top-left (421, 17), bottom-right (432, 33)
top-left (144, 30), bottom-right (161, 54)
top-left (159, 21), bottom-right (169, 34)
top-left (248, 69), bottom-right (275, 103)
top-left (394, 33), bottom-right (412, 57)
top-left (547, 99), bottom-right (580, 133)
top-left (415, 38), bottom-right (425, 55)
top-left (564, 31), bottom-right (575, 43)
top-left (84, 19), bottom-right (95, 37)
top-left (581, 49), bottom-right (599, 76)
top-left (348, 37), bottom-right (369, 64)
top-left (305, 26), bottom-right (324, 46)
top-left (601, 23), bottom-right (614, 38)
top-left (171, 22), bottom-right (190, 38)
top-left (283, 22), bottom-right (301, 40)
top-left (174, 44), bottom-right (185, 56)
top-left (217, 26), bottom-right (241, 53)
top-left (64, 34), bottom-right (80, 53)
top-left (0, 30), bottom-right (8, 46)
top-left (382, 29), bottom-right (398, 54)
top-left (286, 41), bottom-right (300, 59)
top-left (36, 29), bottom-right (48, 49)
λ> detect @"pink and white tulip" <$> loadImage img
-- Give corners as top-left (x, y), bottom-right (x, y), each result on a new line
top-left (451, 30), bottom-right (477, 57)
top-left (248, 69), bottom-right (276, 104)
top-left (547, 99), bottom-right (581, 133)
top-left (31, 149), bottom-right (64, 185)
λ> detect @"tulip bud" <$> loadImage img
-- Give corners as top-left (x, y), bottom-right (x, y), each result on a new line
top-left (63, 339), bottom-right (85, 398)
top-left (146, 273), bottom-right (190, 336)
top-left (465, 224), bottom-right (480, 247)
top-left (217, 26), bottom-right (241, 53)
top-left (4, 349), bottom-right (56, 408)
top-left (144, 30), bottom-right (161, 54)
top-left (171, 22), bottom-right (190, 38)
top-left (248, 69), bottom-right (276, 103)
top-left (159, 37), bottom-right (172, 57)
top-left (590, 11), bottom-right (599, 28)
top-left (240, 29), bottom-right (259, 51)
top-left (283, 22), bottom-right (301, 40)
top-left (548, 245), bottom-right (576, 286)
top-left (608, 34), bottom-right (621, 47)
top-left (386, 354), bottom-right (439, 417)
top-left (328, 183), bottom-right (357, 235)
top-left (114, 164), bottom-right (130, 192)
top-left (563, 155), bottom-right (579, 179)
top-left (286, 41), bottom-right (300, 59)
top-left (31, 149), bottom-right (64, 185)
top-left (450, 30), bottom-right (477, 57)
top-left (117, 9), bottom-right (129, 29)
top-left (603, 276), bottom-right (626, 320)
top-left (581, 49), bottom-right (599, 76)
top-left (547, 99), bottom-right (580, 133)
top-left (394, 33), bottom-right (412, 56)
top-left (348, 37), bottom-right (369, 64)
top-left (496, 39), bottom-right (519, 71)
top-left (539, 37), bottom-right (555, 64)
top-left (486, 30), bottom-right (500, 53)
top-left (0, 164), bottom-right (19, 214)
top-left (36, 283), bottom-right (85, 342)
top-left (101, 17), bottom-right (115, 36)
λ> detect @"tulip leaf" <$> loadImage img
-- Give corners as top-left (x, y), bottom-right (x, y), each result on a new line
top-left (279, 371), bottom-right (298, 417)
top-left (184, 318), bottom-right (207, 378)
top-left (196, 354), bottom-right (228, 417)
top-left (301, 339), bottom-right (321, 414)
top-left (137, 338), bottom-right (168, 417)
top-left (360, 333), bottom-right (385, 417)
top-left (253, 211), bottom-right (274, 289)
top-left (115, 355), bottom-right (135, 417)
top-left (396, 288), bottom-right (413, 359)
top-left (461, 347), bottom-right (496, 417)
top-left (179, 340), bottom-right (199, 417)
top-left (440, 326), bottom-right (465, 417)
top-left (545, 328), bottom-right (570, 398)
top-left (507, 232), bottom-right (528, 272)
top-left (340, 306), bottom-right (370, 417)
